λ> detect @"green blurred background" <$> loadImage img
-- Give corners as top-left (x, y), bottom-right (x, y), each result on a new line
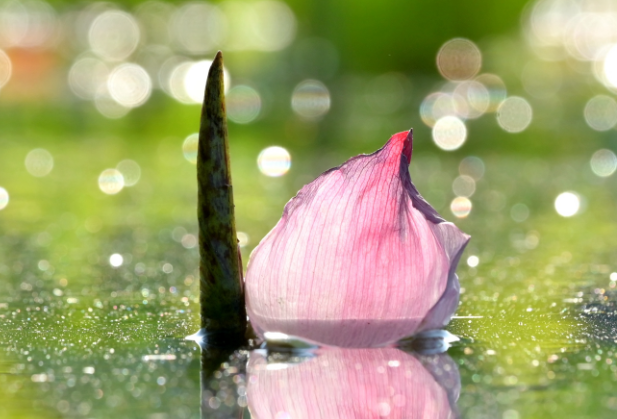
top-left (2, 0), bottom-right (617, 418)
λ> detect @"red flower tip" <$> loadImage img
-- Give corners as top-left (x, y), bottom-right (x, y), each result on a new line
top-left (386, 129), bottom-right (413, 164)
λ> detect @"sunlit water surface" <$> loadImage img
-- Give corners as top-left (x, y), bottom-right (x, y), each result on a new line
top-left (2, 137), bottom-right (617, 419)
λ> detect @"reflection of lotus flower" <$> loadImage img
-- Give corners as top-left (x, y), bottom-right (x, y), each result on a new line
top-left (247, 347), bottom-right (460, 418)
top-left (245, 130), bottom-right (470, 347)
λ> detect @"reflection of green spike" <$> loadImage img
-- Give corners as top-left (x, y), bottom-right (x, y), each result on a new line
top-left (197, 51), bottom-right (246, 346)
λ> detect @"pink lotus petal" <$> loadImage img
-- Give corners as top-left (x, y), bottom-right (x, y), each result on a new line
top-left (247, 347), bottom-right (459, 419)
top-left (246, 130), bottom-right (470, 347)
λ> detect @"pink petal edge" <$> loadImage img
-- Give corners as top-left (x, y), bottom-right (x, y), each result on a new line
top-left (245, 129), bottom-right (470, 347)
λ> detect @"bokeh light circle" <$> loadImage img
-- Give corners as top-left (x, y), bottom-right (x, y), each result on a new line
top-left (584, 95), bottom-right (617, 131)
top-left (432, 116), bottom-right (467, 151)
top-left (184, 60), bottom-right (212, 103)
top-left (257, 146), bottom-right (291, 177)
top-left (182, 133), bottom-right (199, 164)
top-left (25, 148), bottom-right (54, 177)
top-left (496, 97), bottom-right (533, 133)
top-left (590, 149), bottom-right (617, 177)
top-left (109, 253), bottom-right (123, 268)
top-left (98, 169), bottom-right (125, 195)
top-left (604, 45), bottom-right (617, 88)
top-left (450, 196), bottom-right (472, 218)
top-left (565, 12), bottom-right (617, 62)
top-left (68, 57), bottom-right (109, 100)
top-left (0, 49), bottom-right (12, 89)
top-left (237, 231), bottom-right (250, 248)
top-left (291, 79), bottom-right (330, 120)
top-left (510, 203), bottom-right (530, 223)
top-left (107, 63), bottom-right (152, 108)
top-left (421, 93), bottom-right (450, 127)
top-left (251, 1), bottom-right (297, 51)
top-left (459, 156), bottom-right (485, 180)
top-left (116, 159), bottom-right (141, 186)
top-left (554, 192), bottom-right (580, 217)
top-left (452, 175), bottom-right (476, 197)
top-left (455, 80), bottom-right (490, 118)
top-left (437, 38), bottom-right (482, 81)
top-left (0, 0), bottom-right (58, 49)
top-left (88, 10), bottom-right (140, 62)
top-left (0, 187), bottom-right (8, 210)
top-left (467, 255), bottom-right (479, 267)
top-left (182, 60), bottom-right (231, 104)
top-left (181, 234), bottom-right (197, 249)
top-left (170, 3), bottom-right (226, 54)
top-left (474, 73), bottom-right (507, 112)
top-left (227, 85), bottom-right (262, 124)
top-left (94, 89), bottom-right (130, 119)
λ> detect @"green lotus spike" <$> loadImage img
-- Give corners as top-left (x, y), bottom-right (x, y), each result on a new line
top-left (197, 51), bottom-right (247, 346)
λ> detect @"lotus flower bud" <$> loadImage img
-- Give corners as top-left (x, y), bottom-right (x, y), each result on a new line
top-left (245, 130), bottom-right (470, 347)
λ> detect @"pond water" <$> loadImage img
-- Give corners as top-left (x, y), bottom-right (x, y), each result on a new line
top-left (2, 1), bottom-right (617, 416)
top-left (2, 133), bottom-right (617, 418)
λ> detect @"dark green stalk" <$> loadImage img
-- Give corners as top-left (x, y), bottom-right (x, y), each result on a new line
top-left (197, 51), bottom-right (246, 345)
